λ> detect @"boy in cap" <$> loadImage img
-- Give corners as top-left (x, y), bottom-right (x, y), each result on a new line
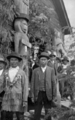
top-left (0, 52), bottom-right (28, 120)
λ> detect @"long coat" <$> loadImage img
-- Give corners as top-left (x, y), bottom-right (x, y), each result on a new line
top-left (0, 70), bottom-right (5, 101)
top-left (31, 66), bottom-right (57, 101)
top-left (0, 68), bottom-right (27, 112)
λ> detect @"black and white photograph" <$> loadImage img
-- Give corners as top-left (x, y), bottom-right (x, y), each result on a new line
top-left (0, 0), bottom-right (75, 120)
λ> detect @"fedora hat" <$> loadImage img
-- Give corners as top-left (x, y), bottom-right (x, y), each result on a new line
top-left (49, 52), bottom-right (56, 58)
top-left (0, 54), bottom-right (7, 65)
top-left (7, 52), bottom-right (22, 61)
top-left (49, 54), bottom-right (56, 58)
top-left (38, 52), bottom-right (49, 59)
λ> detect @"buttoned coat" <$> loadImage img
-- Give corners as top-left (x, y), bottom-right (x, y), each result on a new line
top-left (0, 68), bottom-right (28, 112)
top-left (31, 66), bottom-right (57, 101)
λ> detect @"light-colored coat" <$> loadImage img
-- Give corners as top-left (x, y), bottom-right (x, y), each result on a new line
top-left (0, 68), bottom-right (28, 112)
top-left (31, 66), bottom-right (57, 101)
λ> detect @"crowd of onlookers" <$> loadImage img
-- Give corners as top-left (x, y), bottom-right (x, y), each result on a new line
top-left (0, 51), bottom-right (75, 120)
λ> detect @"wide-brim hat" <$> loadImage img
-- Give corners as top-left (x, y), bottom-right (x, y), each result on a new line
top-left (49, 51), bottom-right (57, 58)
top-left (49, 54), bottom-right (56, 58)
top-left (0, 54), bottom-right (7, 65)
top-left (56, 57), bottom-right (61, 62)
top-left (61, 56), bottom-right (69, 62)
top-left (38, 52), bottom-right (49, 59)
top-left (13, 13), bottom-right (29, 24)
top-left (7, 52), bottom-right (22, 61)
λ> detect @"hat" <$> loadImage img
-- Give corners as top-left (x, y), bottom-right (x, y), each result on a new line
top-left (71, 59), bottom-right (75, 66)
top-left (62, 56), bottom-right (69, 62)
top-left (0, 54), bottom-right (7, 65)
top-left (7, 52), bottom-right (22, 61)
top-left (49, 52), bottom-right (56, 58)
top-left (38, 52), bottom-right (49, 59)
top-left (13, 13), bottom-right (29, 24)
top-left (49, 54), bottom-right (56, 58)
top-left (56, 57), bottom-right (61, 62)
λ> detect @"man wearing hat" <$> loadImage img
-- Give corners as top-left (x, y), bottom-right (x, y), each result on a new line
top-left (61, 56), bottom-right (69, 66)
top-left (0, 54), bottom-right (7, 111)
top-left (31, 52), bottom-right (57, 120)
top-left (0, 52), bottom-right (28, 120)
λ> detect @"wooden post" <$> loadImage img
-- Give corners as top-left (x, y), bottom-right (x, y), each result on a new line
top-left (13, 0), bottom-right (31, 112)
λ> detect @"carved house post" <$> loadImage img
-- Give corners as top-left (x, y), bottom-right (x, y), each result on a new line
top-left (13, 0), bottom-right (31, 112)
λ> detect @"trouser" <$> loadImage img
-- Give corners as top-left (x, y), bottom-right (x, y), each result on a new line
top-left (1, 111), bottom-right (24, 120)
top-left (34, 91), bottom-right (53, 120)
top-left (0, 91), bottom-right (5, 110)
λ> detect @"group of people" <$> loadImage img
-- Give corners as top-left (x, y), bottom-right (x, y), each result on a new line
top-left (0, 51), bottom-right (61, 120)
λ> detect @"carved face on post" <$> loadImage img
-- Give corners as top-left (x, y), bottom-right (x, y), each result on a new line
top-left (20, 19), bottom-right (28, 34)
top-left (14, 18), bottom-right (28, 34)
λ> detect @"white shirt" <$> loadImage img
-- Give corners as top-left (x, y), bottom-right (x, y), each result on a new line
top-left (9, 66), bottom-right (19, 82)
top-left (41, 66), bottom-right (47, 73)
top-left (0, 69), bottom-right (3, 76)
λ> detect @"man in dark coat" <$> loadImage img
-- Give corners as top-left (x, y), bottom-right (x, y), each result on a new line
top-left (31, 52), bottom-right (57, 120)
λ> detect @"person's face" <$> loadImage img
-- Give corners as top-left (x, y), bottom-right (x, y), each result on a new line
top-left (9, 57), bottom-right (19, 68)
top-left (63, 61), bottom-right (68, 65)
top-left (0, 62), bottom-right (5, 70)
top-left (50, 57), bottom-right (55, 64)
top-left (20, 19), bottom-right (28, 34)
top-left (40, 57), bottom-right (48, 67)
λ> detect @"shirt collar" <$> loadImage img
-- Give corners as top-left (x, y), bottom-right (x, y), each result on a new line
top-left (9, 66), bottom-right (19, 70)
top-left (41, 65), bottom-right (47, 72)
top-left (0, 69), bottom-right (4, 76)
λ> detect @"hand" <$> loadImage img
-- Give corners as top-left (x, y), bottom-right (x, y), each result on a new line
top-left (23, 102), bottom-right (28, 113)
top-left (31, 97), bottom-right (34, 103)
top-left (53, 95), bottom-right (61, 107)
top-left (23, 106), bottom-right (27, 114)
top-left (24, 112), bottom-right (30, 120)
top-left (23, 101), bottom-right (27, 107)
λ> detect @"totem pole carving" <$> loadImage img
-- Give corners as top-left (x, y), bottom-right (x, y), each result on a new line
top-left (54, 30), bottom-right (67, 58)
top-left (14, 0), bottom-right (29, 14)
top-left (13, 0), bottom-right (31, 107)
top-left (13, 14), bottom-right (31, 56)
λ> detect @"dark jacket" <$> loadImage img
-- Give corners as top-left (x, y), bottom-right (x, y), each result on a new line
top-left (31, 66), bottom-right (57, 101)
